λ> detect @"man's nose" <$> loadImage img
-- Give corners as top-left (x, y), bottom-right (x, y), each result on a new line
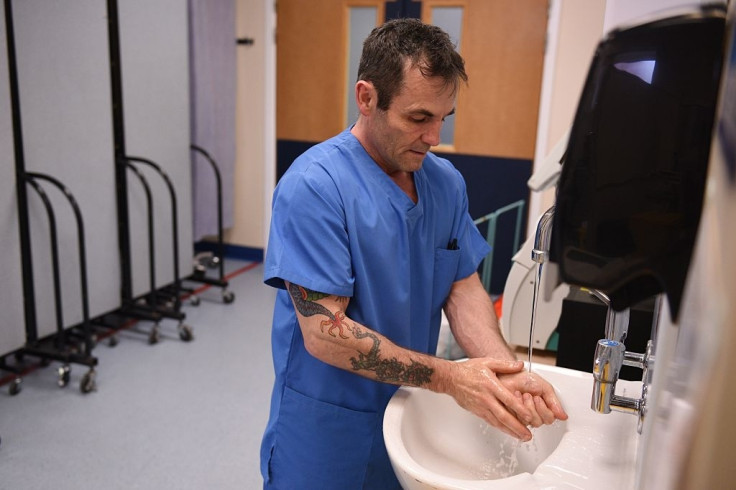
top-left (422, 120), bottom-right (443, 147)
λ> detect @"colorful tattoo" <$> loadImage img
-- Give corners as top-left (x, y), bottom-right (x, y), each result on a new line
top-left (287, 282), bottom-right (434, 386)
top-left (288, 283), bottom-right (352, 338)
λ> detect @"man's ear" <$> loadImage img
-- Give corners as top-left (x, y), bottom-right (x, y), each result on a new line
top-left (354, 80), bottom-right (376, 115)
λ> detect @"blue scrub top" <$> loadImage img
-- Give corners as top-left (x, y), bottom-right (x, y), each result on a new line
top-left (261, 128), bottom-right (490, 489)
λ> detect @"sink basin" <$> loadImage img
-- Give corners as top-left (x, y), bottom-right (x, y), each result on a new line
top-left (383, 363), bottom-right (641, 489)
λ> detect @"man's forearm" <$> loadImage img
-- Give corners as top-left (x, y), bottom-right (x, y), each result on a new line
top-left (287, 281), bottom-right (455, 392)
top-left (443, 272), bottom-right (516, 360)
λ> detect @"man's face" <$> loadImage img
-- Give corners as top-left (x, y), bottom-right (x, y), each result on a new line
top-left (363, 63), bottom-right (457, 176)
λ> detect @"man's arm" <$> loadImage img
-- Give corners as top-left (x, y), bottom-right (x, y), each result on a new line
top-left (285, 280), bottom-right (536, 441)
top-left (443, 272), bottom-right (568, 426)
top-left (443, 272), bottom-right (516, 360)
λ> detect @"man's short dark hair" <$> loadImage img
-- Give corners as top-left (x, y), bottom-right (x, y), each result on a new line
top-left (357, 18), bottom-right (468, 111)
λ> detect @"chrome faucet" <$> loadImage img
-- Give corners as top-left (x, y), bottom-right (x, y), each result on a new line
top-left (532, 205), bottom-right (555, 264)
top-left (590, 291), bottom-right (659, 433)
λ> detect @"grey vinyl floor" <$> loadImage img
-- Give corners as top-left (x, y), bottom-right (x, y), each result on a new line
top-left (0, 260), bottom-right (275, 490)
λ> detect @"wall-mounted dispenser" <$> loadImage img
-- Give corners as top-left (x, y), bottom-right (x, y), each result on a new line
top-left (549, 4), bottom-right (726, 435)
top-left (550, 5), bottom-right (725, 321)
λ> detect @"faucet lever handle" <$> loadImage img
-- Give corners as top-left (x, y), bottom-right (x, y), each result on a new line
top-left (593, 339), bottom-right (625, 381)
top-left (592, 339), bottom-right (625, 414)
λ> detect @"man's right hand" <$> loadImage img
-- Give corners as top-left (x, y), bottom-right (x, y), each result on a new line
top-left (441, 358), bottom-right (535, 441)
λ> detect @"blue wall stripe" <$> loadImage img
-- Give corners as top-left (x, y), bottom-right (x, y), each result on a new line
top-left (194, 240), bottom-right (263, 263)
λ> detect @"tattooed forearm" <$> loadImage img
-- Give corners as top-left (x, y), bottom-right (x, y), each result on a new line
top-left (287, 282), bottom-right (434, 386)
top-left (287, 283), bottom-right (352, 339)
top-left (350, 325), bottom-right (434, 387)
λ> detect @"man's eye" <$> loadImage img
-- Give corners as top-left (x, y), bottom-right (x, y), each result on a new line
top-left (411, 117), bottom-right (427, 123)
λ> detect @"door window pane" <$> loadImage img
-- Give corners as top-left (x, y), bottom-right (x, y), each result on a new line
top-left (346, 7), bottom-right (378, 125)
top-left (432, 6), bottom-right (464, 146)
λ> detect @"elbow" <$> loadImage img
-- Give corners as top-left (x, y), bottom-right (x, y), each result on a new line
top-left (301, 326), bottom-right (331, 361)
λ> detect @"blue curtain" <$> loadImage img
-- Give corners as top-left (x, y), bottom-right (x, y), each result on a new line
top-left (188, 0), bottom-right (236, 240)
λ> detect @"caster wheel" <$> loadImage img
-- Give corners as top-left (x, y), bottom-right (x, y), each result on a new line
top-left (58, 365), bottom-right (71, 388)
top-left (207, 256), bottom-right (220, 269)
top-left (108, 335), bottom-right (119, 347)
top-left (80, 370), bottom-right (96, 394)
top-left (189, 295), bottom-right (201, 307)
top-left (9, 378), bottom-right (22, 396)
top-left (178, 325), bottom-right (194, 342)
top-left (148, 326), bottom-right (161, 345)
top-left (223, 290), bottom-right (235, 304)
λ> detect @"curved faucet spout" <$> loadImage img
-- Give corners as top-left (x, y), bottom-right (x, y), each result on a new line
top-left (532, 205), bottom-right (555, 264)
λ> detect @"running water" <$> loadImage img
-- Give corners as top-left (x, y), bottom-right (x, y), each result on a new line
top-left (527, 262), bottom-right (544, 373)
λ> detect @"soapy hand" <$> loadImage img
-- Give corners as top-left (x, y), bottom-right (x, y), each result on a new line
top-left (499, 370), bottom-right (568, 427)
top-left (443, 358), bottom-right (537, 441)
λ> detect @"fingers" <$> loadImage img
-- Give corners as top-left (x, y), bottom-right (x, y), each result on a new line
top-left (541, 392), bottom-right (569, 421)
top-left (520, 392), bottom-right (544, 427)
top-left (501, 371), bottom-right (569, 423)
top-left (484, 396), bottom-right (533, 441)
top-left (533, 395), bottom-right (557, 425)
top-left (487, 373), bottom-right (533, 425)
top-left (497, 401), bottom-right (533, 441)
top-left (484, 358), bottom-right (525, 374)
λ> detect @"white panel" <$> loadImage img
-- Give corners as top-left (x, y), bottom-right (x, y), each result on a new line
top-left (13, 0), bottom-right (119, 337)
top-left (0, 2), bottom-right (27, 354)
top-left (118, 0), bottom-right (192, 296)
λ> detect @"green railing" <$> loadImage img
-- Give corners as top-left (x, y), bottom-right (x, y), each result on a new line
top-left (473, 199), bottom-right (526, 293)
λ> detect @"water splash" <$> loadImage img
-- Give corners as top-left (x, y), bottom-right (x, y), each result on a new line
top-left (476, 423), bottom-right (541, 479)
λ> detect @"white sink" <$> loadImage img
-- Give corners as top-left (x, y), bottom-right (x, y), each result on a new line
top-left (383, 363), bottom-right (641, 489)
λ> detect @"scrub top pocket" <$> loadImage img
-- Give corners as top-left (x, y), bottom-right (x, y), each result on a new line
top-left (432, 248), bottom-right (461, 311)
top-left (266, 386), bottom-right (378, 489)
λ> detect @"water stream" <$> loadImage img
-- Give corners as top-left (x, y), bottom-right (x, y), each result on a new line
top-left (527, 262), bottom-right (544, 373)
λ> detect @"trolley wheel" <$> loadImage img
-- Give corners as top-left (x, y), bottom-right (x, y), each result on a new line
top-left (80, 369), bottom-right (96, 394)
top-left (178, 324), bottom-right (194, 342)
top-left (189, 295), bottom-right (201, 307)
top-left (9, 378), bottom-right (22, 396)
top-left (58, 365), bottom-right (71, 388)
top-left (223, 290), bottom-right (235, 304)
top-left (148, 325), bottom-right (161, 345)
top-left (108, 334), bottom-right (119, 347)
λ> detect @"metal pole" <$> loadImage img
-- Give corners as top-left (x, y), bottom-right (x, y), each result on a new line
top-left (107, 0), bottom-right (133, 302)
top-left (5, 0), bottom-right (38, 343)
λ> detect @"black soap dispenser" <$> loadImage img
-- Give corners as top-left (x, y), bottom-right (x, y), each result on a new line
top-left (550, 5), bottom-right (726, 321)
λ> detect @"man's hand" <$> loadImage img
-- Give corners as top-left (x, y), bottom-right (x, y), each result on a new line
top-left (499, 370), bottom-right (568, 427)
top-left (442, 358), bottom-right (537, 441)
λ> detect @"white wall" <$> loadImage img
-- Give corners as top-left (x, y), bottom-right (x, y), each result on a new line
top-left (529, 0), bottom-right (606, 236)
